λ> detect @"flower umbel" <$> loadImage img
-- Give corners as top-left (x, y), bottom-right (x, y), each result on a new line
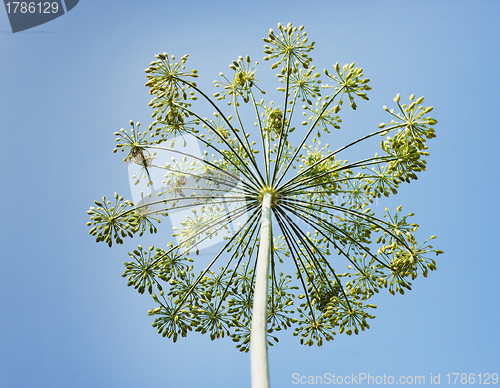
top-left (88, 23), bottom-right (442, 388)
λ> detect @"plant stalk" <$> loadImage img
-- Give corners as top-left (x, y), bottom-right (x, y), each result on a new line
top-left (251, 192), bottom-right (273, 388)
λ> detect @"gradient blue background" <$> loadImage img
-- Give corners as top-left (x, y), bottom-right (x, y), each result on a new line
top-left (1, 1), bottom-right (499, 387)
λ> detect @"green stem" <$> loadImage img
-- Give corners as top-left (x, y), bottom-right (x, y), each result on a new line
top-left (251, 192), bottom-right (272, 388)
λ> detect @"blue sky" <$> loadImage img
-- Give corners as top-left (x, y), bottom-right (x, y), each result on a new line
top-left (1, 1), bottom-right (499, 387)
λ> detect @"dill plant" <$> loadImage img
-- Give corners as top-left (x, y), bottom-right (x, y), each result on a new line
top-left (87, 23), bottom-right (443, 388)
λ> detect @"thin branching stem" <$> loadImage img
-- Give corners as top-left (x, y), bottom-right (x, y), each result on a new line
top-left (279, 200), bottom-right (385, 275)
top-left (249, 89), bottom-right (270, 185)
top-left (146, 201), bottom-right (259, 273)
top-left (282, 196), bottom-right (410, 250)
top-left (271, 56), bottom-right (293, 185)
top-left (274, 87), bottom-right (345, 187)
top-left (174, 78), bottom-right (267, 186)
top-left (172, 205), bottom-right (262, 315)
top-left (168, 105), bottom-right (264, 191)
top-left (275, 205), bottom-right (352, 312)
top-left (273, 208), bottom-right (318, 318)
top-left (147, 144), bottom-right (250, 185)
top-left (233, 98), bottom-right (264, 182)
top-left (215, 217), bottom-right (262, 313)
top-left (278, 124), bottom-right (405, 192)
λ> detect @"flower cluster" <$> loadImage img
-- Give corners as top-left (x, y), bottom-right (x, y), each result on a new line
top-left (323, 62), bottom-right (371, 110)
top-left (301, 97), bottom-right (342, 136)
top-left (88, 23), bottom-right (442, 354)
top-left (277, 66), bottom-right (321, 105)
top-left (263, 23), bottom-right (315, 70)
top-left (87, 193), bottom-right (135, 247)
top-left (214, 56), bottom-right (263, 106)
top-left (379, 94), bottom-right (437, 149)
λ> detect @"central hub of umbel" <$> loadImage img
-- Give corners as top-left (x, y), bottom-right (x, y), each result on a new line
top-left (258, 186), bottom-right (280, 208)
